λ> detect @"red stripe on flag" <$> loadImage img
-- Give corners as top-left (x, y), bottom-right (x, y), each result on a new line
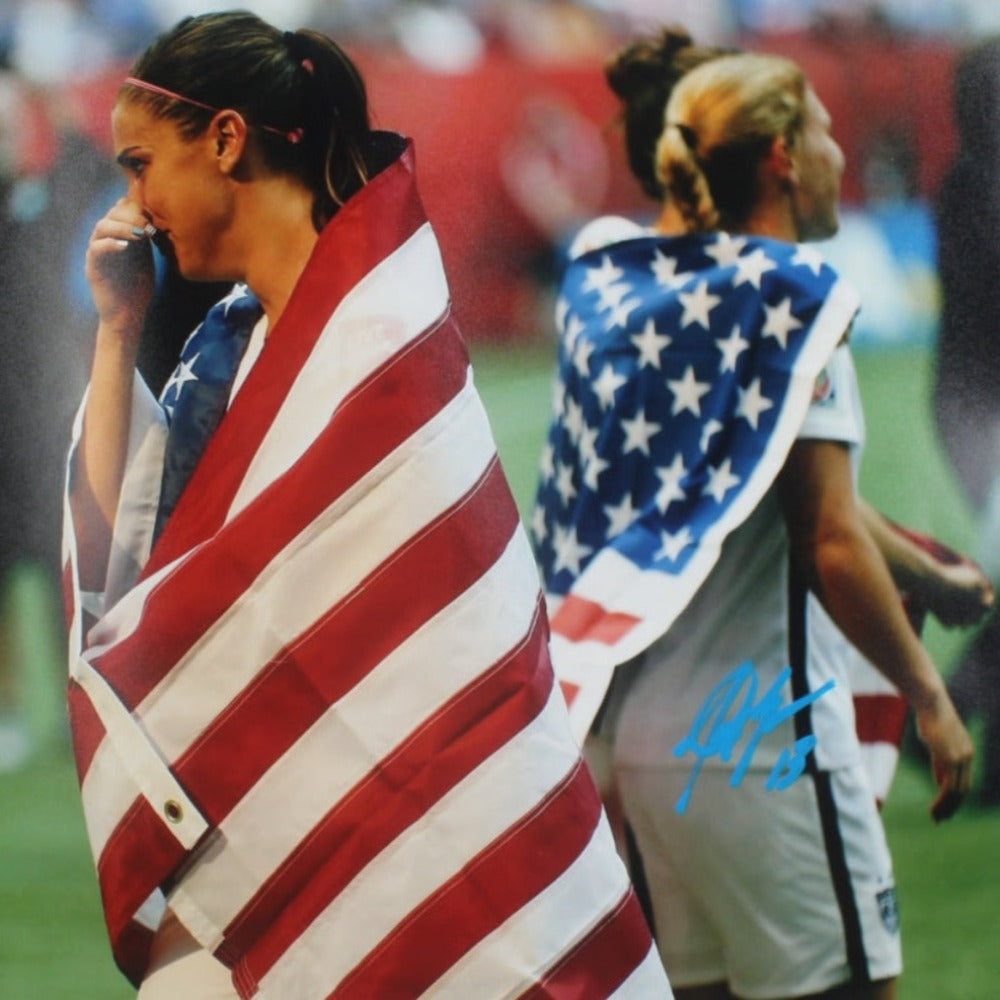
top-left (559, 679), bottom-right (580, 708)
top-left (327, 760), bottom-right (602, 999)
top-left (107, 917), bottom-right (156, 990)
top-left (551, 594), bottom-right (641, 645)
top-left (146, 146), bottom-right (427, 575)
top-left (95, 320), bottom-right (469, 711)
top-left (853, 693), bottom-right (908, 747)
top-left (91, 457), bottom-right (522, 964)
top-left (97, 797), bottom-right (192, 977)
top-left (175, 458), bottom-right (520, 821)
top-left (67, 679), bottom-right (106, 781)
top-left (225, 604), bottom-right (554, 983)
top-left (517, 890), bottom-right (654, 1000)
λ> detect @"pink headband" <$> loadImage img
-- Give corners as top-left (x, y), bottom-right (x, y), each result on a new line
top-left (123, 76), bottom-right (304, 144)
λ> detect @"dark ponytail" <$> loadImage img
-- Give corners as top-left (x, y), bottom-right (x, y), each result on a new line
top-left (124, 11), bottom-right (373, 230)
top-left (605, 27), bottom-right (734, 200)
top-left (282, 28), bottom-right (372, 227)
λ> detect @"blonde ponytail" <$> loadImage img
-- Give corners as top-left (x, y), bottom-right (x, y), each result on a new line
top-left (657, 53), bottom-right (806, 231)
top-left (656, 122), bottom-right (720, 232)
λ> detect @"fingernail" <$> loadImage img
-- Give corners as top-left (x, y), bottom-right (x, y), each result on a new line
top-left (143, 223), bottom-right (158, 238)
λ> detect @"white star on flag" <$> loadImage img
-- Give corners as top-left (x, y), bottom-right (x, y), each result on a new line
top-left (564, 312), bottom-right (585, 353)
top-left (704, 458), bottom-right (741, 502)
top-left (582, 255), bottom-right (624, 294)
top-left (604, 494), bottom-right (637, 538)
top-left (552, 523), bottom-right (592, 575)
top-left (704, 233), bottom-right (746, 269)
top-left (650, 249), bottom-right (685, 287)
top-left (657, 525), bottom-right (694, 563)
top-left (733, 248), bottom-right (777, 289)
top-left (539, 441), bottom-right (555, 480)
top-left (620, 411), bottom-right (661, 455)
top-left (762, 297), bottom-right (803, 348)
top-left (605, 297), bottom-right (641, 331)
top-left (715, 325), bottom-right (749, 373)
top-left (564, 397), bottom-right (585, 442)
top-left (631, 318), bottom-right (671, 369)
top-left (700, 418), bottom-right (723, 453)
top-left (219, 284), bottom-right (249, 315)
top-left (531, 503), bottom-right (548, 543)
top-left (578, 425), bottom-right (599, 465)
top-left (678, 280), bottom-right (721, 330)
top-left (582, 454), bottom-right (610, 491)
top-left (597, 282), bottom-right (631, 312)
top-left (573, 336), bottom-right (596, 377)
top-left (792, 244), bottom-right (825, 276)
top-left (163, 351), bottom-right (201, 403)
top-left (554, 463), bottom-right (577, 506)
top-left (668, 365), bottom-right (711, 417)
top-left (593, 363), bottom-right (627, 409)
top-left (655, 453), bottom-right (688, 511)
top-left (736, 378), bottom-right (774, 429)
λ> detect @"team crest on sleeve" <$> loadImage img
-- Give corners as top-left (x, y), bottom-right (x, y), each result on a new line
top-left (811, 366), bottom-right (836, 406)
top-left (876, 886), bottom-right (900, 934)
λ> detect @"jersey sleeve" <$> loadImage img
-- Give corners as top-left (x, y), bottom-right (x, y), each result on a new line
top-left (796, 343), bottom-right (865, 447)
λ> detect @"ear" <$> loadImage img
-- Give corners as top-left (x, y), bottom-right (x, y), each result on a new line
top-left (765, 134), bottom-right (798, 191)
top-left (209, 110), bottom-right (249, 174)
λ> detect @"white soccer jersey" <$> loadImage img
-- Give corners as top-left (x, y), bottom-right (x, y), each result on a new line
top-left (609, 345), bottom-right (867, 781)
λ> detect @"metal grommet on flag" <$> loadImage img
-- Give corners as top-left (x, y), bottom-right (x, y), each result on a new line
top-left (163, 800), bottom-right (184, 824)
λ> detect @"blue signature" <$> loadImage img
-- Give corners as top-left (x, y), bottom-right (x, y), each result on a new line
top-left (673, 660), bottom-right (835, 815)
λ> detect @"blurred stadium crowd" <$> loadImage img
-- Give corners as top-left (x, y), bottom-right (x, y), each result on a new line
top-left (1, 0), bottom-right (1000, 773)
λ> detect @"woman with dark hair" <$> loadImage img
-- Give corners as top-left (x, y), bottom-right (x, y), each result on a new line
top-left (534, 45), bottom-right (975, 1000)
top-left (65, 12), bottom-right (670, 998)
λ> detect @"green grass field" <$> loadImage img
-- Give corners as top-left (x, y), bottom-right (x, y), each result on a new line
top-left (1, 343), bottom-right (996, 998)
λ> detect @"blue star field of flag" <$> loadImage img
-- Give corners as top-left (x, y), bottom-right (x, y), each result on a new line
top-left (154, 284), bottom-right (262, 538)
top-left (532, 231), bottom-right (849, 600)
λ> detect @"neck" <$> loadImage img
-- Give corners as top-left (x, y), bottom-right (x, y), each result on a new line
top-left (737, 202), bottom-right (797, 241)
top-left (230, 176), bottom-right (319, 328)
top-left (652, 198), bottom-right (797, 243)
top-left (653, 201), bottom-right (686, 236)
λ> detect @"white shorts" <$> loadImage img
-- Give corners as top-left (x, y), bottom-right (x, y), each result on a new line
top-left (615, 762), bottom-right (902, 999)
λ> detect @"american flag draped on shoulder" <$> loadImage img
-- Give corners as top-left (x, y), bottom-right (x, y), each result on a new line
top-left (62, 140), bottom-right (669, 998)
top-left (532, 231), bottom-right (860, 743)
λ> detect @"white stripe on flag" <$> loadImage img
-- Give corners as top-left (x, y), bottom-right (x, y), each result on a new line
top-left (859, 743), bottom-right (899, 802)
top-left (424, 815), bottom-right (632, 997)
top-left (167, 526), bottom-right (543, 946)
top-left (230, 222), bottom-right (449, 517)
top-left (255, 686), bottom-right (580, 999)
top-left (72, 655), bottom-right (209, 851)
top-left (80, 375), bottom-right (493, 857)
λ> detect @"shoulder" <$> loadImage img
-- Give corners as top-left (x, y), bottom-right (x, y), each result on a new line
top-left (566, 215), bottom-right (650, 260)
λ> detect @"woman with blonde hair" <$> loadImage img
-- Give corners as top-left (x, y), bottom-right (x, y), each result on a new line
top-left (535, 47), bottom-right (973, 1000)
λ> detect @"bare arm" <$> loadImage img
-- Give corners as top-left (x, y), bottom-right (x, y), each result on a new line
top-left (71, 198), bottom-right (155, 591)
top-left (859, 498), bottom-right (994, 627)
top-left (779, 439), bottom-right (973, 821)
